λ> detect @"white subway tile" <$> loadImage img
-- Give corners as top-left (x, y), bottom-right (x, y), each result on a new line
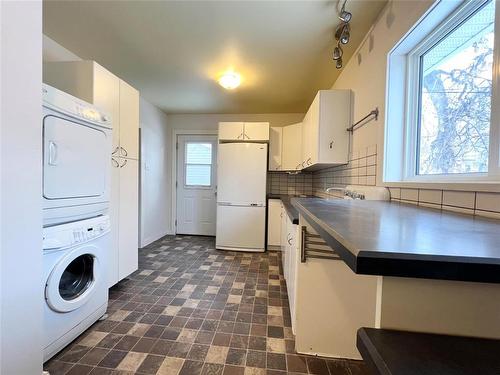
top-left (418, 202), bottom-right (441, 211)
top-left (418, 189), bottom-right (442, 205)
top-left (475, 210), bottom-right (500, 220)
top-left (389, 187), bottom-right (400, 199)
top-left (442, 205), bottom-right (474, 215)
top-left (475, 192), bottom-right (500, 213)
top-left (442, 191), bottom-right (475, 209)
top-left (400, 188), bottom-right (419, 201)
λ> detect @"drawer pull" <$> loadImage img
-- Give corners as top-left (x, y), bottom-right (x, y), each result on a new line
top-left (301, 226), bottom-right (341, 262)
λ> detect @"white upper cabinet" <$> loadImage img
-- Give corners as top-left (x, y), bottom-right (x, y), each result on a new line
top-left (118, 80), bottom-right (139, 159)
top-left (219, 122), bottom-right (244, 141)
top-left (44, 60), bottom-right (140, 160)
top-left (269, 127), bottom-right (283, 171)
top-left (282, 122), bottom-right (303, 171)
top-left (243, 122), bottom-right (269, 141)
top-left (218, 122), bottom-right (269, 142)
top-left (301, 90), bottom-right (351, 169)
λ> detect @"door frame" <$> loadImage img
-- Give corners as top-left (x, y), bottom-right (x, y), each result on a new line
top-left (170, 129), bottom-right (218, 234)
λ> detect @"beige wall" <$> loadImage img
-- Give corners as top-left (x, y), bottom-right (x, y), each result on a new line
top-left (166, 113), bottom-right (304, 233)
top-left (330, 0), bottom-right (434, 181)
top-left (140, 98), bottom-right (170, 247)
top-left (167, 113), bottom-right (304, 131)
top-left (331, 0), bottom-right (500, 338)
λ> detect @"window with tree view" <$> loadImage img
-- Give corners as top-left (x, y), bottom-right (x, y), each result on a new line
top-left (416, 0), bottom-right (495, 175)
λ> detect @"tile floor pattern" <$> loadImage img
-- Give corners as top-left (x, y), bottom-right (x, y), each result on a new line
top-left (45, 235), bottom-right (370, 375)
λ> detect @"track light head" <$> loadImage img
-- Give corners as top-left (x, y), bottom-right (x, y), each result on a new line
top-left (332, 44), bottom-right (343, 60)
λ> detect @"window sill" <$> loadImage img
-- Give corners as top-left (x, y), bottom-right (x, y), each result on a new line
top-left (382, 180), bottom-right (500, 193)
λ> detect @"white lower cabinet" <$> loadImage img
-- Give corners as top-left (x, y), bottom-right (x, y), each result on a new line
top-left (294, 215), bottom-right (378, 359)
top-left (278, 203), bottom-right (299, 333)
top-left (109, 157), bottom-right (139, 287)
top-left (267, 199), bottom-right (282, 248)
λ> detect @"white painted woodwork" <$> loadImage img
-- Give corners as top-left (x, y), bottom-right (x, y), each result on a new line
top-left (301, 90), bottom-right (351, 169)
top-left (93, 63), bottom-right (120, 152)
top-left (218, 122), bottom-right (269, 141)
top-left (282, 122), bottom-right (303, 170)
top-left (118, 158), bottom-right (139, 280)
top-left (109, 157), bottom-right (120, 286)
top-left (294, 214), bottom-right (378, 359)
top-left (267, 199), bottom-right (282, 248)
top-left (118, 80), bottom-right (140, 159)
top-left (287, 218), bottom-right (299, 332)
top-left (44, 60), bottom-right (140, 286)
top-left (280, 204), bottom-right (288, 270)
top-left (218, 122), bottom-right (244, 141)
top-left (268, 126), bottom-right (283, 171)
top-left (176, 135), bottom-right (218, 236)
top-left (243, 122), bottom-right (269, 141)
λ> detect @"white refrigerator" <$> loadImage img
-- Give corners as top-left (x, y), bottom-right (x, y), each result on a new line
top-left (216, 142), bottom-right (267, 252)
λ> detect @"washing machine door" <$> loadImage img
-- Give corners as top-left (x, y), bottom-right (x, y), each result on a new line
top-left (46, 245), bottom-right (101, 313)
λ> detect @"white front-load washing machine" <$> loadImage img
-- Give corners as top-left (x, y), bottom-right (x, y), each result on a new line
top-left (43, 215), bottom-right (110, 362)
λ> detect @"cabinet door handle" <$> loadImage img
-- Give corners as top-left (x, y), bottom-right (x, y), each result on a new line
top-left (111, 157), bottom-right (119, 168)
top-left (111, 146), bottom-right (119, 156)
top-left (302, 161), bottom-right (305, 168)
top-left (301, 226), bottom-right (306, 263)
top-left (307, 157), bottom-right (312, 165)
top-left (329, 141), bottom-right (334, 149)
top-left (237, 132), bottom-right (243, 139)
top-left (120, 146), bottom-right (128, 157)
top-left (48, 141), bottom-right (58, 166)
top-left (244, 133), bottom-right (250, 140)
top-left (288, 237), bottom-right (292, 245)
top-left (120, 158), bottom-right (128, 168)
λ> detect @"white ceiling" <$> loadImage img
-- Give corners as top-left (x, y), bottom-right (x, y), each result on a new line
top-left (43, 0), bottom-right (387, 114)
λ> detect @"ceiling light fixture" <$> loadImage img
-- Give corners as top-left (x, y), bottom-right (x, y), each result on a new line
top-left (218, 71), bottom-right (241, 90)
top-left (332, 0), bottom-right (352, 70)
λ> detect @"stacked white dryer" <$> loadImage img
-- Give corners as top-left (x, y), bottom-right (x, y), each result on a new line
top-left (41, 84), bottom-right (112, 361)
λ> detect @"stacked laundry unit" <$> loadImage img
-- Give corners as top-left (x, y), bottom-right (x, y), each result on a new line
top-left (41, 84), bottom-right (112, 361)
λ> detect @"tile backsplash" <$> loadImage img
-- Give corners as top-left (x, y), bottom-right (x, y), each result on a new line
top-left (267, 172), bottom-right (313, 196)
top-left (312, 145), bottom-right (377, 197)
top-left (390, 188), bottom-right (500, 219)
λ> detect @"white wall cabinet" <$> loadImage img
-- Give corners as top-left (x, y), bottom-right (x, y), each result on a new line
top-left (301, 90), bottom-right (351, 170)
top-left (267, 199), bottom-right (282, 248)
top-left (282, 122), bottom-right (303, 170)
top-left (218, 122), bottom-right (269, 141)
top-left (269, 127), bottom-right (283, 171)
top-left (43, 60), bottom-right (140, 287)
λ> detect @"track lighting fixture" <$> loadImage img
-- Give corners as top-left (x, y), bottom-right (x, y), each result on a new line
top-left (338, 0), bottom-right (352, 23)
top-left (332, 0), bottom-right (352, 69)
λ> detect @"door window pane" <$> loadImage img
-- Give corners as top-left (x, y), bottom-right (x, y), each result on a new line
top-left (185, 142), bottom-right (212, 186)
top-left (186, 143), bottom-right (212, 164)
top-left (186, 165), bottom-right (211, 186)
top-left (417, 0), bottom-right (495, 175)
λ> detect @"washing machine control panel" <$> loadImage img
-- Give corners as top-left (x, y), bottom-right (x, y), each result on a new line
top-left (43, 215), bottom-right (111, 251)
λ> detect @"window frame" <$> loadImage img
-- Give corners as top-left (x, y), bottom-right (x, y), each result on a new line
top-left (402, 0), bottom-right (500, 183)
top-left (184, 141), bottom-right (214, 188)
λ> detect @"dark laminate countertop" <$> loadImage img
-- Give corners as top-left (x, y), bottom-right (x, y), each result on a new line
top-left (292, 198), bottom-right (500, 283)
top-left (357, 327), bottom-right (500, 375)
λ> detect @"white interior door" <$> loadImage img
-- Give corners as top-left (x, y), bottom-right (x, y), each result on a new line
top-left (176, 135), bottom-right (217, 235)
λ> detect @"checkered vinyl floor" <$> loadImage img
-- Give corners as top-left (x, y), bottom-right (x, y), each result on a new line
top-left (44, 235), bottom-right (370, 375)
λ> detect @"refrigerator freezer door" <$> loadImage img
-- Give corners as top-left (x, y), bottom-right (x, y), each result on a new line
top-left (216, 205), bottom-right (265, 252)
top-left (217, 143), bottom-right (268, 205)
